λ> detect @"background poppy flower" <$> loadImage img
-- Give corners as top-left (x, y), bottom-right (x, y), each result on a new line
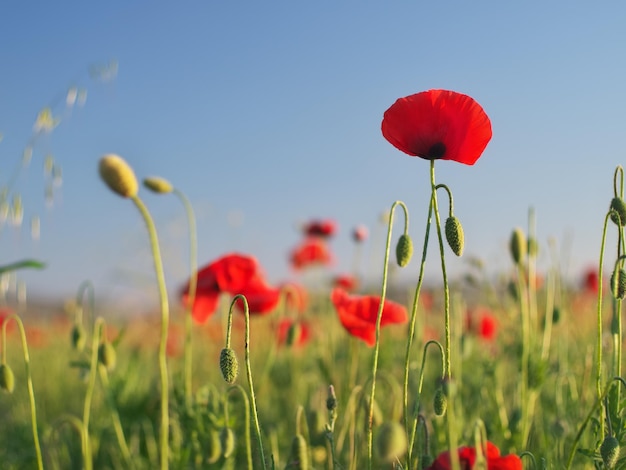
top-left (352, 224), bottom-right (369, 243)
top-left (233, 275), bottom-right (281, 315)
top-left (289, 237), bottom-right (334, 270)
top-left (382, 89), bottom-right (492, 165)
top-left (331, 287), bottom-right (408, 346)
top-left (427, 441), bottom-right (522, 470)
top-left (302, 219), bottom-right (337, 238)
top-left (277, 318), bottom-right (311, 347)
top-left (333, 274), bottom-right (359, 292)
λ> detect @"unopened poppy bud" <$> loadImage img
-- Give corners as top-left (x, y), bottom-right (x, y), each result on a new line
top-left (600, 435), bottom-right (620, 469)
top-left (444, 216), bottom-right (464, 257)
top-left (207, 429), bottom-right (222, 464)
top-left (611, 268), bottom-right (626, 299)
top-left (509, 228), bottom-right (526, 265)
top-left (98, 154), bottom-right (138, 198)
top-left (420, 454), bottom-right (434, 469)
top-left (219, 348), bottom-right (239, 384)
top-left (286, 322), bottom-right (302, 347)
top-left (220, 427), bottom-right (236, 459)
top-left (71, 324), bottom-right (86, 351)
top-left (326, 385), bottom-right (337, 411)
top-left (396, 234), bottom-right (413, 267)
top-left (375, 421), bottom-right (408, 463)
top-left (433, 388), bottom-right (447, 416)
top-left (143, 176), bottom-right (173, 194)
top-left (290, 434), bottom-right (309, 470)
top-left (0, 364), bottom-right (15, 393)
top-left (98, 342), bottom-right (117, 371)
top-left (552, 307), bottom-right (561, 324)
top-left (610, 197), bottom-right (626, 226)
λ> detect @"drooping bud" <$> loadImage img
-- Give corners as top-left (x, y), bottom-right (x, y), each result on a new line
top-left (0, 364), bottom-right (15, 393)
top-left (219, 348), bottom-right (239, 384)
top-left (143, 176), bottom-right (174, 194)
top-left (610, 197), bottom-right (626, 226)
top-left (220, 427), bottom-right (236, 459)
top-left (433, 388), bottom-right (447, 416)
top-left (71, 324), bottom-right (86, 351)
top-left (375, 421), bottom-right (408, 463)
top-left (286, 322), bottom-right (302, 347)
top-left (509, 228), bottom-right (526, 265)
top-left (396, 234), bottom-right (413, 267)
top-left (98, 154), bottom-right (138, 198)
top-left (444, 216), bottom-right (464, 257)
top-left (98, 342), bottom-right (117, 371)
top-left (611, 268), bottom-right (626, 300)
top-left (600, 435), bottom-right (620, 469)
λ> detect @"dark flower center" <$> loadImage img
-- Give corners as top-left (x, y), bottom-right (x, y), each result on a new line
top-left (426, 142), bottom-right (446, 159)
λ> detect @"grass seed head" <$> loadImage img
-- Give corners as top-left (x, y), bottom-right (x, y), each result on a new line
top-left (0, 364), bottom-right (15, 393)
top-left (445, 216), bottom-right (464, 257)
top-left (98, 154), bottom-right (138, 198)
top-left (219, 348), bottom-right (239, 384)
top-left (396, 233), bottom-right (413, 267)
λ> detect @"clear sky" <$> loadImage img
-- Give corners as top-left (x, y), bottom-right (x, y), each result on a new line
top-left (2, 2), bottom-right (626, 308)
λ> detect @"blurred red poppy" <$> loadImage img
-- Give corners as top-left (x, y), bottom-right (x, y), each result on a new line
top-left (479, 314), bottom-right (497, 341)
top-left (277, 318), bottom-right (311, 347)
top-left (582, 267), bottom-right (599, 294)
top-left (234, 276), bottom-right (281, 315)
top-left (382, 89), bottom-right (492, 165)
top-left (428, 441), bottom-right (521, 470)
top-left (352, 225), bottom-right (369, 243)
top-left (290, 238), bottom-right (333, 270)
top-left (333, 274), bottom-right (359, 292)
top-left (303, 219), bottom-right (337, 238)
top-left (331, 288), bottom-right (408, 346)
top-left (0, 308), bottom-right (15, 333)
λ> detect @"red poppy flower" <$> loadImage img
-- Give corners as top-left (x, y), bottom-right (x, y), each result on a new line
top-left (352, 225), bottom-right (369, 243)
top-left (333, 274), bottom-right (360, 292)
top-left (382, 89), bottom-right (492, 165)
top-left (233, 275), bottom-right (281, 315)
top-left (479, 314), bottom-right (497, 341)
top-left (302, 219), bottom-right (337, 238)
top-left (331, 288), bottom-right (408, 346)
top-left (581, 267), bottom-right (599, 294)
top-left (277, 318), bottom-right (311, 347)
top-left (427, 441), bottom-right (522, 470)
top-left (290, 237), bottom-right (334, 270)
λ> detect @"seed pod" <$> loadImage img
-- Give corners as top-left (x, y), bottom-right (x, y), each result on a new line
top-left (396, 234), bottom-right (413, 267)
top-left (219, 348), bottom-right (239, 384)
top-left (509, 228), bottom-right (526, 265)
top-left (71, 324), bottom-right (86, 351)
top-left (375, 421), bottom-right (408, 463)
top-left (610, 197), bottom-right (626, 226)
top-left (98, 342), bottom-right (117, 371)
top-left (220, 427), bottom-right (236, 459)
top-left (433, 388), bottom-right (447, 416)
top-left (0, 364), bottom-right (15, 393)
top-left (98, 154), bottom-right (138, 198)
top-left (445, 216), bottom-right (464, 257)
top-left (611, 268), bottom-right (626, 299)
top-left (600, 435), bottom-right (620, 469)
top-left (143, 176), bottom-right (173, 194)
top-left (290, 434), bottom-right (309, 470)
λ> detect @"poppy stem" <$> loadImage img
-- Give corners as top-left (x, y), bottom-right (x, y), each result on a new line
top-left (131, 195), bottom-right (170, 470)
top-left (227, 385), bottom-right (253, 470)
top-left (1, 314), bottom-right (44, 470)
top-left (367, 200), bottom-right (409, 470)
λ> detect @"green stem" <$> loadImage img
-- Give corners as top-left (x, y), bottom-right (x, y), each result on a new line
top-left (173, 188), bottom-right (198, 406)
top-left (2, 314), bottom-right (44, 470)
top-left (131, 195), bottom-right (170, 470)
top-left (366, 200), bottom-right (409, 470)
top-left (227, 385), bottom-right (253, 470)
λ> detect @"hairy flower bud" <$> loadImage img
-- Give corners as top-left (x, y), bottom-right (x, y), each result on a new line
top-left (98, 154), bottom-right (138, 198)
top-left (600, 435), bottom-right (620, 469)
top-left (376, 421), bottom-right (408, 463)
top-left (509, 228), bottom-right (526, 265)
top-left (445, 216), bottom-right (464, 257)
top-left (220, 427), bottom-right (236, 459)
top-left (611, 268), bottom-right (626, 300)
top-left (71, 324), bottom-right (86, 351)
top-left (396, 234), bottom-right (413, 267)
top-left (433, 388), bottom-right (447, 416)
top-left (610, 197), bottom-right (626, 226)
top-left (143, 176), bottom-right (173, 194)
top-left (219, 348), bottom-right (239, 384)
top-left (0, 364), bottom-right (15, 393)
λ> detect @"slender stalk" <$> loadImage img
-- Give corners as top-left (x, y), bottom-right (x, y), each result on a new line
top-left (366, 200), bottom-right (409, 470)
top-left (98, 366), bottom-right (133, 467)
top-left (227, 385), bottom-right (253, 470)
top-left (2, 314), bottom-right (44, 470)
top-left (131, 195), bottom-right (170, 470)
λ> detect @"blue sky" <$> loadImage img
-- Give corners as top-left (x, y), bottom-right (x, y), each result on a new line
top-left (2, 2), bottom-right (626, 307)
